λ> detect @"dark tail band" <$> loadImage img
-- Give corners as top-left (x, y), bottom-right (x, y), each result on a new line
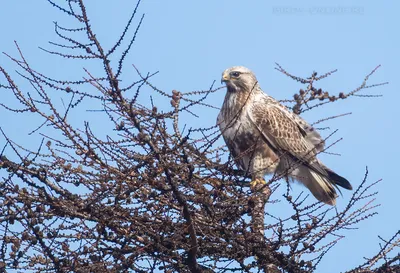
top-left (325, 169), bottom-right (352, 190)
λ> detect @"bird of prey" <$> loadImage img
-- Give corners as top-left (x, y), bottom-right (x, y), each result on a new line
top-left (217, 66), bottom-right (352, 205)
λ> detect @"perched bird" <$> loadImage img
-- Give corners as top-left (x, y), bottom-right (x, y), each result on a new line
top-left (217, 66), bottom-right (352, 205)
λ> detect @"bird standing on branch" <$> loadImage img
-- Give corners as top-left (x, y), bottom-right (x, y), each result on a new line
top-left (217, 66), bottom-right (352, 205)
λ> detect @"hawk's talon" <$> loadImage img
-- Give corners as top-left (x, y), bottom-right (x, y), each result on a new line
top-left (250, 178), bottom-right (266, 189)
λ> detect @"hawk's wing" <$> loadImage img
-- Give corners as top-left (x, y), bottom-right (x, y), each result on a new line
top-left (247, 95), bottom-right (327, 176)
top-left (291, 113), bottom-right (325, 152)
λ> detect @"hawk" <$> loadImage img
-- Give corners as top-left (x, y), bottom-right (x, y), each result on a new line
top-left (217, 66), bottom-right (352, 205)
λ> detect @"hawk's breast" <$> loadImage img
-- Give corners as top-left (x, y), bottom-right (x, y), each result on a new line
top-left (218, 96), bottom-right (276, 172)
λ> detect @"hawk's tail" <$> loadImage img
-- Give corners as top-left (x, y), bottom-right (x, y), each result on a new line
top-left (298, 166), bottom-right (352, 205)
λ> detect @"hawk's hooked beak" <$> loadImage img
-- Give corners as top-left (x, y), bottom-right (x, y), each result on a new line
top-left (221, 72), bottom-right (230, 84)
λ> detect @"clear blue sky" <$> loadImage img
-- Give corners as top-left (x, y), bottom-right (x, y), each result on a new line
top-left (0, 1), bottom-right (398, 272)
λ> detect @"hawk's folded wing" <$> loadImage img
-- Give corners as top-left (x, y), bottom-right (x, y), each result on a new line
top-left (247, 98), bottom-right (328, 176)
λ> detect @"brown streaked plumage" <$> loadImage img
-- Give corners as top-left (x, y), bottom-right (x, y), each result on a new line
top-left (217, 66), bottom-right (352, 205)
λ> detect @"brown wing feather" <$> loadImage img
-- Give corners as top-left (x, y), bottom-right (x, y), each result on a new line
top-left (247, 101), bottom-right (328, 176)
top-left (293, 114), bottom-right (325, 152)
top-left (248, 104), bottom-right (311, 159)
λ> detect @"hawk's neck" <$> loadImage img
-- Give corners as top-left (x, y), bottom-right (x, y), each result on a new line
top-left (221, 87), bottom-right (260, 120)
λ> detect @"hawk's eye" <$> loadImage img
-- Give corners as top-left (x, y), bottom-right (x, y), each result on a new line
top-left (230, 71), bottom-right (241, 78)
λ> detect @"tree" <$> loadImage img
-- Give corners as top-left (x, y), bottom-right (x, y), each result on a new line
top-left (0, 1), bottom-right (398, 272)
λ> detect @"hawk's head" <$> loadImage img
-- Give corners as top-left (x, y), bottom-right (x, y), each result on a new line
top-left (221, 66), bottom-right (258, 93)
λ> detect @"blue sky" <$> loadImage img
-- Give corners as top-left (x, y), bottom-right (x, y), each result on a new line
top-left (0, 1), bottom-right (398, 272)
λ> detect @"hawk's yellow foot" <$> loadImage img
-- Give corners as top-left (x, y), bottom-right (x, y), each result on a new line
top-left (250, 178), bottom-right (266, 188)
